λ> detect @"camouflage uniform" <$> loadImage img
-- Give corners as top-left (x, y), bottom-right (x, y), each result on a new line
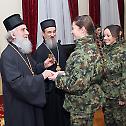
top-left (55, 36), bottom-right (105, 126)
top-left (100, 40), bottom-right (126, 126)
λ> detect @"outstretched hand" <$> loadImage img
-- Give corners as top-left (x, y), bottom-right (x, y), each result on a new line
top-left (42, 70), bottom-right (56, 79)
top-left (44, 57), bottom-right (55, 68)
top-left (48, 71), bottom-right (65, 81)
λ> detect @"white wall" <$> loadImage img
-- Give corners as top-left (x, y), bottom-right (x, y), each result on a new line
top-left (0, 0), bottom-right (22, 54)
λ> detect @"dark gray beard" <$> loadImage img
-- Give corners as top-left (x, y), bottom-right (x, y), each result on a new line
top-left (14, 37), bottom-right (32, 54)
top-left (45, 38), bottom-right (57, 49)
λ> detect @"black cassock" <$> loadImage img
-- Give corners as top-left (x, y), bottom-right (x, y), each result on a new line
top-left (33, 42), bottom-right (75, 126)
top-left (1, 43), bottom-right (46, 126)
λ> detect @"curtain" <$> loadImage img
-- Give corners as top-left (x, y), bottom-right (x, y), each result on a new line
top-left (68, 0), bottom-right (78, 22)
top-left (118, 0), bottom-right (124, 29)
top-left (37, 0), bottom-right (74, 47)
top-left (100, 0), bottom-right (120, 29)
top-left (89, 0), bottom-right (100, 26)
top-left (22, 0), bottom-right (38, 52)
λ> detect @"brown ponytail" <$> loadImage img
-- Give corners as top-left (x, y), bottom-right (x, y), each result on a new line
top-left (95, 35), bottom-right (108, 79)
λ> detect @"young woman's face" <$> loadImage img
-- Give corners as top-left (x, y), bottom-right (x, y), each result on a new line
top-left (103, 28), bottom-right (116, 45)
top-left (95, 27), bottom-right (102, 36)
top-left (71, 22), bottom-right (85, 40)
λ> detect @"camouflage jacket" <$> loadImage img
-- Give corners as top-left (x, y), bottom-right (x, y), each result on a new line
top-left (55, 36), bottom-right (105, 117)
top-left (101, 40), bottom-right (126, 101)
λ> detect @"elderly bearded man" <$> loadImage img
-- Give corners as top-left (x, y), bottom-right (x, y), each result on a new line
top-left (1, 14), bottom-right (55, 126)
top-left (32, 19), bottom-right (76, 126)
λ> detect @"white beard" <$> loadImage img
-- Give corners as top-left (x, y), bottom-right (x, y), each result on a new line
top-left (14, 37), bottom-right (32, 54)
top-left (45, 37), bottom-right (57, 49)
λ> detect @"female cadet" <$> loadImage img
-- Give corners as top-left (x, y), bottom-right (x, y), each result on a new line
top-left (101, 24), bottom-right (126, 126)
top-left (49, 15), bottom-right (105, 126)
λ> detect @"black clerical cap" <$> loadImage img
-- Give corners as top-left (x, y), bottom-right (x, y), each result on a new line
top-left (40, 19), bottom-right (56, 31)
top-left (3, 14), bottom-right (24, 31)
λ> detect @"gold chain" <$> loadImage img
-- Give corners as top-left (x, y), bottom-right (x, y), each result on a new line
top-left (43, 43), bottom-right (61, 71)
top-left (9, 44), bottom-right (34, 75)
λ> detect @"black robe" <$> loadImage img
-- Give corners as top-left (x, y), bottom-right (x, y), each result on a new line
top-left (33, 42), bottom-right (75, 126)
top-left (1, 43), bottom-right (46, 126)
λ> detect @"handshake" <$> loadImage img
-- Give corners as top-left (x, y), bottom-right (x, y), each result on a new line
top-left (42, 70), bottom-right (65, 80)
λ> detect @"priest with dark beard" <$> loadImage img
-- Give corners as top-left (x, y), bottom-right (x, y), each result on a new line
top-left (1, 14), bottom-right (55, 126)
top-left (33, 19), bottom-right (73, 126)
